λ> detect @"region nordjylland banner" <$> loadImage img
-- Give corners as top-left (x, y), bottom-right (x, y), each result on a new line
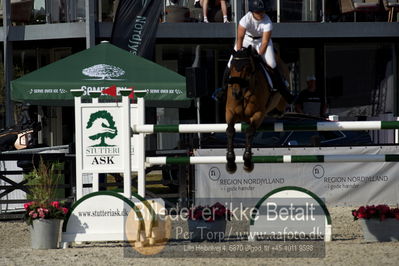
top-left (111, 0), bottom-right (162, 59)
top-left (195, 146), bottom-right (399, 206)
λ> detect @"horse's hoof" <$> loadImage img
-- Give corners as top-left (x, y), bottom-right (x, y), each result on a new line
top-left (243, 162), bottom-right (254, 172)
top-left (226, 163), bottom-right (237, 174)
top-left (226, 151), bottom-right (236, 161)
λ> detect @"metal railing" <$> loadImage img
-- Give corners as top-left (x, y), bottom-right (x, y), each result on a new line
top-left (162, 0), bottom-right (326, 23)
top-left (2, 0), bottom-right (391, 26)
top-left (0, 150), bottom-right (75, 220)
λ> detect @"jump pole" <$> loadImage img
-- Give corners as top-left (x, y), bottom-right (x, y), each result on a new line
top-left (145, 154), bottom-right (399, 166)
top-left (131, 97), bottom-right (399, 196)
top-left (132, 121), bottom-right (399, 134)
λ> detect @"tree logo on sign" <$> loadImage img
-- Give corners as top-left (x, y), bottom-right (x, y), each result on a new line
top-left (82, 64), bottom-right (126, 80)
top-left (86, 110), bottom-right (118, 147)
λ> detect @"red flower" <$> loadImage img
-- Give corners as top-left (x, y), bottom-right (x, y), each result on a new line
top-left (23, 201), bottom-right (34, 210)
top-left (392, 208), bottom-right (399, 220)
top-left (352, 205), bottom-right (399, 221)
top-left (24, 200), bottom-right (68, 225)
top-left (357, 206), bottom-right (367, 219)
top-left (61, 208), bottom-right (68, 215)
top-left (51, 201), bottom-right (60, 208)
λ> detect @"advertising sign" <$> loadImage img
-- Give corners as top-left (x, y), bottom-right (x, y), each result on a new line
top-left (62, 192), bottom-right (142, 242)
top-left (195, 146), bottom-right (399, 206)
top-left (82, 107), bottom-right (124, 172)
top-left (111, 0), bottom-right (163, 59)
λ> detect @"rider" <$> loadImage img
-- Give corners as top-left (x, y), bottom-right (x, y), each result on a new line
top-left (216, 0), bottom-right (293, 103)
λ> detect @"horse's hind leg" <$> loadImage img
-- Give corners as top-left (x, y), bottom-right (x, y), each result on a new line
top-left (243, 125), bottom-right (255, 172)
top-left (226, 122), bottom-right (237, 174)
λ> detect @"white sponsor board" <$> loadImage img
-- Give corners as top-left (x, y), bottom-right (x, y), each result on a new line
top-left (82, 107), bottom-right (124, 171)
top-left (195, 146), bottom-right (399, 207)
top-left (62, 191), bottom-right (144, 242)
top-left (249, 187), bottom-right (331, 242)
top-left (74, 93), bottom-right (133, 199)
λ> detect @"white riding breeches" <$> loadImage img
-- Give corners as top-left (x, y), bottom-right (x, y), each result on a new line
top-left (228, 35), bottom-right (276, 69)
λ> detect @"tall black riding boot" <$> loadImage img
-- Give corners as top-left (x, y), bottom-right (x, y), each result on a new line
top-left (269, 68), bottom-right (294, 104)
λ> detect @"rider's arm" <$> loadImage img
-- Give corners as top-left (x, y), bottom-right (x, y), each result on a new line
top-left (236, 24), bottom-right (246, 51)
top-left (258, 30), bottom-right (272, 56)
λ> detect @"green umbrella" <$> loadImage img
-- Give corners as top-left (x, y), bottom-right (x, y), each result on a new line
top-left (11, 42), bottom-right (190, 107)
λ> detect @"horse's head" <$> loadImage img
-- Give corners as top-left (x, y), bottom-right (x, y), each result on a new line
top-left (228, 46), bottom-right (257, 100)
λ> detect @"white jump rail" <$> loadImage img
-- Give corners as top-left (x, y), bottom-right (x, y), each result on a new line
top-left (132, 121), bottom-right (399, 134)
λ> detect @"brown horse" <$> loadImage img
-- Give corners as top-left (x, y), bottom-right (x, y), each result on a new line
top-left (225, 46), bottom-right (287, 173)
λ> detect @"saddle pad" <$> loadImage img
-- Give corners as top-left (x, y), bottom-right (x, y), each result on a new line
top-left (259, 63), bottom-right (274, 89)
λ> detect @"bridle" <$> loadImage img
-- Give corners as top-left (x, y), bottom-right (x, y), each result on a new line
top-left (228, 52), bottom-right (256, 99)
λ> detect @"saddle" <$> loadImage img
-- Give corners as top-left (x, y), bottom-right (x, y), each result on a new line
top-left (253, 55), bottom-right (294, 104)
top-left (0, 122), bottom-right (41, 151)
top-left (255, 58), bottom-right (276, 92)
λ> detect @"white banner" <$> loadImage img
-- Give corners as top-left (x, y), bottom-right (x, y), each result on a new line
top-left (195, 146), bottom-right (399, 207)
top-left (82, 107), bottom-right (124, 172)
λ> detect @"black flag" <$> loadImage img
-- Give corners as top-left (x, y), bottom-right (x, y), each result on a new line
top-left (111, 0), bottom-right (162, 60)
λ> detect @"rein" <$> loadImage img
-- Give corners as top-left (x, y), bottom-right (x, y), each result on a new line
top-left (228, 55), bottom-right (256, 91)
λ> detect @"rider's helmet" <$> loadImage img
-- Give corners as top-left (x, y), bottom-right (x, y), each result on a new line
top-left (248, 0), bottom-right (266, 12)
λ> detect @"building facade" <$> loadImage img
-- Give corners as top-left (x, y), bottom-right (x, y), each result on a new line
top-left (1, 0), bottom-right (398, 148)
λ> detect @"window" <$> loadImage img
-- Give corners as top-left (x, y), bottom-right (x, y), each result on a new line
top-left (325, 43), bottom-right (396, 118)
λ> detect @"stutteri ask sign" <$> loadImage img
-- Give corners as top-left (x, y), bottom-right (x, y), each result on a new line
top-left (82, 107), bottom-right (123, 171)
top-left (74, 92), bottom-right (133, 199)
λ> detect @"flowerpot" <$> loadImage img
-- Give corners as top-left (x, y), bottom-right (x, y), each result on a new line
top-left (188, 219), bottom-right (226, 242)
top-left (360, 218), bottom-right (399, 242)
top-left (30, 219), bottom-right (62, 249)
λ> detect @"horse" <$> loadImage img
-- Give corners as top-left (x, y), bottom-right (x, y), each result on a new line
top-left (225, 46), bottom-right (287, 173)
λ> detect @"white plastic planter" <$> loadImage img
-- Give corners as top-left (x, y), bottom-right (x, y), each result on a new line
top-left (360, 218), bottom-right (399, 242)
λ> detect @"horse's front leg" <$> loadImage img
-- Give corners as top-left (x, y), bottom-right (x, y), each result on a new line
top-left (243, 124), bottom-right (256, 172)
top-left (226, 122), bottom-right (237, 174)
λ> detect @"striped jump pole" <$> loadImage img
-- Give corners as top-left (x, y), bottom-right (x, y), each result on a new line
top-left (132, 121), bottom-right (399, 134)
top-left (145, 154), bottom-right (399, 166)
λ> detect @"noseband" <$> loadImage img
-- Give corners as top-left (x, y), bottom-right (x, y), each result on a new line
top-left (228, 76), bottom-right (249, 88)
